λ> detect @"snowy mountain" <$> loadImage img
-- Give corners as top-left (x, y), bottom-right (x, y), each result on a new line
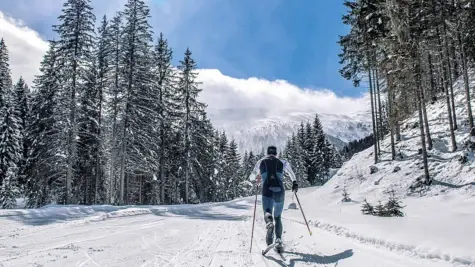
top-left (207, 109), bottom-right (372, 155)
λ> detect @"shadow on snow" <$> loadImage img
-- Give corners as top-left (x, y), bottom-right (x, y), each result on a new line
top-left (265, 249), bottom-right (354, 267)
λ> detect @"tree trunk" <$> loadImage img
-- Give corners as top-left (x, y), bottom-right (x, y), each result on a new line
top-left (458, 32), bottom-right (474, 129)
top-left (387, 72), bottom-right (396, 160)
top-left (443, 24), bottom-right (458, 131)
top-left (419, 55), bottom-right (433, 151)
top-left (428, 54), bottom-right (437, 102)
top-left (185, 102), bottom-right (190, 204)
top-left (434, 22), bottom-right (457, 152)
top-left (417, 81), bottom-right (431, 184)
top-left (375, 68), bottom-right (384, 141)
top-left (371, 69), bottom-right (381, 155)
top-left (368, 63), bottom-right (378, 164)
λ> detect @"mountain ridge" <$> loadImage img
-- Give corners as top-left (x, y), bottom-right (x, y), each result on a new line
top-left (208, 109), bottom-right (372, 155)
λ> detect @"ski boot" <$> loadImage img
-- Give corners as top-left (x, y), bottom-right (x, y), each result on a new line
top-left (264, 212), bottom-right (274, 246)
top-left (274, 238), bottom-right (284, 254)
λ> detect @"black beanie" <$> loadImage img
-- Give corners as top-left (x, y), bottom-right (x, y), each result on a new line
top-left (267, 145), bottom-right (277, 155)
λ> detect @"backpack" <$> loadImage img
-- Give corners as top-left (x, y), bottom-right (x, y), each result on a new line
top-left (263, 157), bottom-right (282, 188)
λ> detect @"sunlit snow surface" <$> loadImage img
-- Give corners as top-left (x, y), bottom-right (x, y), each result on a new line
top-left (0, 187), bottom-right (473, 266)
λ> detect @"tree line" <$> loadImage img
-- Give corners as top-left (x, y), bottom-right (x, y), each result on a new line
top-left (0, 0), bottom-right (252, 208)
top-left (339, 0), bottom-right (475, 184)
top-left (281, 114), bottom-right (343, 186)
top-left (341, 134), bottom-right (375, 160)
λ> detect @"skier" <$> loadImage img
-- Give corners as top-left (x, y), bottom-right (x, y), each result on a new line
top-left (249, 145), bottom-right (298, 253)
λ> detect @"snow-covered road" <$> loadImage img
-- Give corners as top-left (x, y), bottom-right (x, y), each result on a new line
top-left (1, 192), bottom-right (464, 267)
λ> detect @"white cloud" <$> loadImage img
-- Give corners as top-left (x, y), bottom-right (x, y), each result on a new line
top-left (0, 11), bottom-right (49, 86)
top-left (197, 69), bottom-right (369, 120)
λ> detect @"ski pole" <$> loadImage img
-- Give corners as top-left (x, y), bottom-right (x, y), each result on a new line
top-left (250, 182), bottom-right (259, 253)
top-left (294, 192), bottom-right (312, 236)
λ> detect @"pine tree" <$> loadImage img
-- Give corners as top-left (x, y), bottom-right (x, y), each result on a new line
top-left (118, 0), bottom-right (154, 205)
top-left (24, 42), bottom-right (63, 208)
top-left (226, 139), bottom-right (242, 199)
top-left (151, 33), bottom-right (178, 204)
top-left (76, 59), bottom-right (102, 205)
top-left (361, 199), bottom-right (374, 215)
top-left (176, 48), bottom-right (206, 203)
top-left (0, 39), bottom-right (12, 112)
top-left (341, 187), bottom-right (351, 202)
top-left (106, 12), bottom-right (123, 204)
top-left (304, 122), bottom-right (317, 185)
top-left (215, 131), bottom-right (229, 202)
top-left (13, 78), bottom-right (30, 187)
top-left (0, 91), bottom-right (21, 208)
top-left (54, 0), bottom-right (96, 204)
top-left (0, 166), bottom-right (19, 209)
top-left (374, 200), bottom-right (387, 217)
top-left (385, 189), bottom-right (404, 217)
top-left (312, 114), bottom-right (326, 185)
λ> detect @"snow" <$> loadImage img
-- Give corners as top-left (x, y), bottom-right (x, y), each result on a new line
top-left (0, 185), bottom-right (473, 266)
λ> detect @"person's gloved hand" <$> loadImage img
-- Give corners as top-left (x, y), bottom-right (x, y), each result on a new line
top-left (256, 174), bottom-right (262, 184)
top-left (292, 181), bottom-right (298, 192)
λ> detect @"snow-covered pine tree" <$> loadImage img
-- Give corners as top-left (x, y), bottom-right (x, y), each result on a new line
top-left (312, 114), bottom-right (326, 185)
top-left (374, 200), bottom-right (387, 217)
top-left (0, 90), bottom-right (21, 208)
top-left (24, 42), bottom-right (63, 208)
top-left (384, 188), bottom-right (404, 217)
top-left (194, 117), bottom-right (218, 202)
top-left (0, 166), bottom-right (19, 209)
top-left (13, 78), bottom-right (30, 187)
top-left (341, 186), bottom-right (351, 202)
top-left (176, 48), bottom-right (206, 203)
top-left (0, 39), bottom-right (12, 113)
top-left (283, 133), bottom-right (308, 188)
top-left (118, 0), bottom-right (154, 205)
top-left (0, 39), bottom-right (13, 189)
top-left (361, 199), bottom-right (374, 215)
top-left (75, 15), bottom-right (110, 205)
top-left (53, 0), bottom-right (96, 204)
top-left (91, 15), bottom-right (111, 204)
top-left (151, 33), bottom-right (179, 204)
top-left (303, 122), bottom-right (317, 185)
top-left (226, 139), bottom-right (242, 199)
top-left (240, 150), bottom-right (255, 195)
top-left (106, 12), bottom-right (123, 204)
top-left (214, 131), bottom-right (229, 202)
top-left (76, 58), bottom-right (102, 205)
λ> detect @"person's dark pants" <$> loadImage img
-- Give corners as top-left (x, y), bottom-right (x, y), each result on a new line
top-left (262, 190), bottom-right (284, 239)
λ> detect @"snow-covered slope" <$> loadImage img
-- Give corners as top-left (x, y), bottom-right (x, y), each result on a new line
top-left (323, 71), bottom-right (475, 203)
top-left (208, 109), bottom-right (372, 154)
top-left (300, 71), bottom-right (475, 266)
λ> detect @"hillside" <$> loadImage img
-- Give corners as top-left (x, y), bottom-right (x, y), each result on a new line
top-left (323, 71), bottom-right (475, 203)
top-left (297, 71), bottom-right (475, 266)
top-left (208, 109), bottom-right (372, 154)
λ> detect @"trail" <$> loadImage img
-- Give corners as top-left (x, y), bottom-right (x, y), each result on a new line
top-left (0, 194), bottom-right (461, 267)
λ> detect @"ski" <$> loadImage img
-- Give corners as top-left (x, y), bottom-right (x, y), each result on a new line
top-left (261, 243), bottom-right (276, 256)
top-left (262, 244), bottom-right (289, 266)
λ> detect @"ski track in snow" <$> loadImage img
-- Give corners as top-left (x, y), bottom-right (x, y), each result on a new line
top-left (284, 217), bottom-right (474, 267)
top-left (0, 197), bottom-right (470, 267)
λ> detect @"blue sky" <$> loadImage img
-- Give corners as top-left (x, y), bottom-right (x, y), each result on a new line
top-left (0, 0), bottom-right (363, 97)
